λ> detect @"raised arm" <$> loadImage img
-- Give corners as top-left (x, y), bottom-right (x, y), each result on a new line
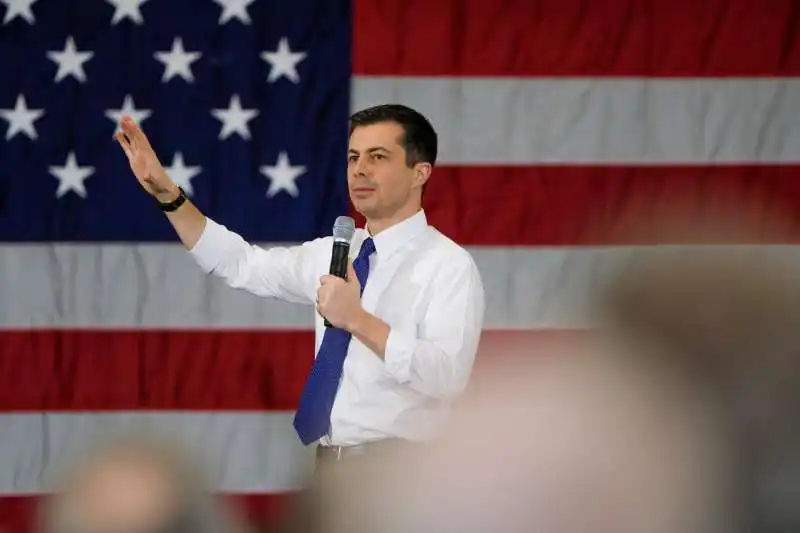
top-left (115, 115), bottom-right (318, 304)
top-left (116, 116), bottom-right (207, 250)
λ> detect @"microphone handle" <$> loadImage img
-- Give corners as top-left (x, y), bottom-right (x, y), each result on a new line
top-left (324, 240), bottom-right (350, 328)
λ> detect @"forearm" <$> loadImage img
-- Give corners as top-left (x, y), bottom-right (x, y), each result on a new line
top-left (156, 184), bottom-right (207, 250)
top-left (347, 309), bottom-right (475, 400)
top-left (386, 336), bottom-right (474, 399)
top-left (186, 213), bottom-right (315, 304)
top-left (348, 309), bottom-right (390, 359)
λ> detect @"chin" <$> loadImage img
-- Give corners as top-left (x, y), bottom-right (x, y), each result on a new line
top-left (351, 199), bottom-right (377, 219)
top-left (353, 207), bottom-right (377, 221)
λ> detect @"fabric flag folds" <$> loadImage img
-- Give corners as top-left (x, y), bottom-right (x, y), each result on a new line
top-left (0, 0), bottom-right (799, 531)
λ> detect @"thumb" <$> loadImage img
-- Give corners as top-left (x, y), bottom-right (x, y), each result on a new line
top-left (347, 261), bottom-right (358, 284)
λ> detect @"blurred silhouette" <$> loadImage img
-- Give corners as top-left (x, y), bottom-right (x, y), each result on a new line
top-left (38, 431), bottom-right (249, 533)
top-left (595, 244), bottom-right (800, 533)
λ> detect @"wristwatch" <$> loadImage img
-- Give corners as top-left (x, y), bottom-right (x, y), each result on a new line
top-left (157, 187), bottom-right (187, 212)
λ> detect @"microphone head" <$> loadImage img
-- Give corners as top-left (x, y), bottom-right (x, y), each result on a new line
top-left (332, 216), bottom-right (356, 242)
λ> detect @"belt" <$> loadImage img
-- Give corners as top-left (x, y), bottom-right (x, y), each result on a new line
top-left (316, 439), bottom-right (405, 462)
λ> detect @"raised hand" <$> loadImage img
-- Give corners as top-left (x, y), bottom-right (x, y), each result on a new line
top-left (115, 115), bottom-right (179, 202)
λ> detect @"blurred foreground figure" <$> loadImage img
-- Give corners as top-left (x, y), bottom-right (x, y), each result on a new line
top-left (39, 433), bottom-right (247, 533)
top-left (287, 217), bottom-right (800, 533)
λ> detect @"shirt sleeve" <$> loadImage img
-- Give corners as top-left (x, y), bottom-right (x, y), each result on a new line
top-left (188, 217), bottom-right (321, 305)
top-left (383, 251), bottom-right (486, 400)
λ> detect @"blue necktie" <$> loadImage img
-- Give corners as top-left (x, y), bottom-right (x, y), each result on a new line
top-left (293, 237), bottom-right (376, 445)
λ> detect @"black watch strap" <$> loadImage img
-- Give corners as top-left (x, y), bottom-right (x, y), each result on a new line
top-left (157, 187), bottom-right (187, 212)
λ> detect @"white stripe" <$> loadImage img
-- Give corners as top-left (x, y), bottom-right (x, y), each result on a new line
top-left (2, 243), bottom-right (798, 330)
top-left (352, 76), bottom-right (800, 165)
top-left (0, 412), bottom-right (313, 495)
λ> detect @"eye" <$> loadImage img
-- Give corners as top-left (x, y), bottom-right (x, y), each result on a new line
top-left (373, 153), bottom-right (385, 160)
top-left (347, 155), bottom-right (358, 163)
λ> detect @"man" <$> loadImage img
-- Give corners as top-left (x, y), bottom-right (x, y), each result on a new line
top-left (115, 104), bottom-right (486, 461)
top-left (40, 433), bottom-right (248, 533)
top-left (279, 220), bottom-right (800, 533)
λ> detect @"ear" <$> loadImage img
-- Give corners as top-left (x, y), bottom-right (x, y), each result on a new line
top-left (413, 162), bottom-right (432, 189)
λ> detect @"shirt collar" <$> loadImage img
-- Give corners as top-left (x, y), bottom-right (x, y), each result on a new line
top-left (365, 209), bottom-right (428, 259)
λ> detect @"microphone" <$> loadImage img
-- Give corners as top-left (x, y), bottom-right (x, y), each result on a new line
top-left (323, 215), bottom-right (356, 328)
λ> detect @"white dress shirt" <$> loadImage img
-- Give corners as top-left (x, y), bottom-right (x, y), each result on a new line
top-left (188, 209), bottom-right (486, 446)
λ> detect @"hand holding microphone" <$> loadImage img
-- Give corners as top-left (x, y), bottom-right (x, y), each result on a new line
top-left (316, 216), bottom-right (364, 330)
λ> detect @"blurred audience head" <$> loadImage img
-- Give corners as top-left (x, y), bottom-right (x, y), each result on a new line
top-left (39, 431), bottom-right (247, 533)
top-left (594, 244), bottom-right (800, 533)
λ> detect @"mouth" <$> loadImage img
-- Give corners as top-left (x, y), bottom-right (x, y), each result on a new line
top-left (351, 187), bottom-right (375, 195)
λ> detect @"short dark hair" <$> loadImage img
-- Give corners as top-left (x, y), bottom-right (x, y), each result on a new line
top-left (349, 104), bottom-right (438, 169)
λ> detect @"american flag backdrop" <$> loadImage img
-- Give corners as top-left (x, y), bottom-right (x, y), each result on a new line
top-left (1, 0), bottom-right (800, 530)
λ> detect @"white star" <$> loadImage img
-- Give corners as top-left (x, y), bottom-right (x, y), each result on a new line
top-left (164, 152), bottom-right (201, 195)
top-left (0, 94), bottom-right (45, 140)
top-left (260, 152), bottom-right (305, 198)
top-left (106, 0), bottom-right (149, 24)
top-left (154, 38), bottom-right (201, 83)
top-left (49, 152), bottom-right (94, 199)
top-left (211, 94), bottom-right (258, 140)
top-left (1, 0), bottom-right (38, 24)
top-left (261, 37), bottom-right (306, 83)
top-left (105, 95), bottom-right (152, 133)
top-left (214, 0), bottom-right (254, 24)
top-left (47, 36), bottom-right (94, 83)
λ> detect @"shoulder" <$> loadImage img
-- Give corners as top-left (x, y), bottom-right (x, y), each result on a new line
top-left (417, 228), bottom-right (485, 307)
top-left (422, 227), bottom-right (482, 276)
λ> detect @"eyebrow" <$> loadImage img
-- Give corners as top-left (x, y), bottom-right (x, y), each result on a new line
top-left (348, 146), bottom-right (391, 154)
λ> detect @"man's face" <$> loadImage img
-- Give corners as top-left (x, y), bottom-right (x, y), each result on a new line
top-left (347, 121), bottom-right (424, 221)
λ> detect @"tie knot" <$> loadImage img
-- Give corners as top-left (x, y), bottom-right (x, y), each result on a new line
top-left (358, 237), bottom-right (375, 261)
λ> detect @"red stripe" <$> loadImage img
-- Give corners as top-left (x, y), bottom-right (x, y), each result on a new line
top-left (0, 494), bottom-right (292, 533)
top-left (0, 330), bottom-right (560, 411)
top-left (353, 165), bottom-right (800, 246)
top-left (0, 336), bottom-right (599, 533)
top-left (353, 0), bottom-right (800, 76)
top-left (0, 330), bottom-right (315, 411)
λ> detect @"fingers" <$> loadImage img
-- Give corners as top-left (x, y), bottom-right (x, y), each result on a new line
top-left (120, 118), bottom-right (141, 150)
top-left (319, 265), bottom-right (357, 287)
top-left (115, 132), bottom-right (133, 159)
top-left (119, 115), bottom-right (150, 151)
top-left (119, 116), bottom-right (135, 137)
top-left (315, 288), bottom-right (326, 317)
top-left (316, 280), bottom-right (336, 304)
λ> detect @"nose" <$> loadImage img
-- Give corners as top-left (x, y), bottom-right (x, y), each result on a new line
top-left (352, 157), bottom-right (370, 177)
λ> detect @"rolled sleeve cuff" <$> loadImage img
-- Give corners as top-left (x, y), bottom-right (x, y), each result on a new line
top-left (383, 327), bottom-right (417, 383)
top-left (188, 218), bottom-right (230, 273)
